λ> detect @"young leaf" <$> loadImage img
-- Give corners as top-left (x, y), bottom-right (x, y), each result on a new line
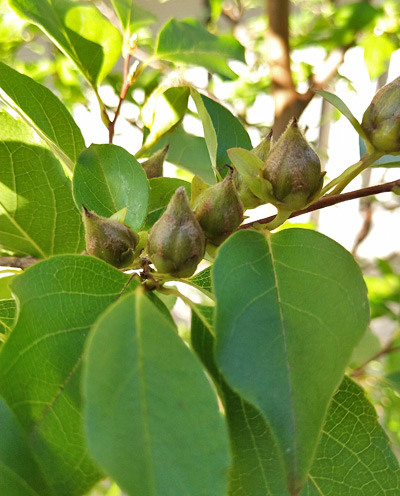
top-left (9, 0), bottom-right (122, 87)
top-left (73, 144), bottom-right (149, 231)
top-left (0, 398), bottom-right (52, 496)
top-left (151, 125), bottom-right (215, 184)
top-left (83, 290), bottom-right (231, 496)
top-left (0, 62), bottom-right (85, 171)
top-left (110, 0), bottom-right (157, 37)
top-left (144, 177), bottom-right (191, 230)
top-left (300, 377), bottom-right (400, 495)
top-left (141, 86), bottom-right (190, 153)
top-left (0, 464), bottom-right (41, 496)
top-left (155, 18), bottom-right (244, 80)
top-left (191, 89), bottom-right (252, 173)
top-left (0, 255), bottom-right (137, 496)
top-left (213, 228), bottom-right (370, 494)
top-left (315, 89), bottom-right (366, 139)
top-left (0, 112), bottom-right (84, 258)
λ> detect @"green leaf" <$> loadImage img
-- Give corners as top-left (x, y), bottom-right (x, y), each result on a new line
top-left (0, 398), bottom-right (52, 495)
top-left (151, 125), bottom-right (215, 183)
top-left (191, 89), bottom-right (252, 174)
top-left (301, 377), bottom-right (400, 495)
top-left (359, 136), bottom-right (400, 168)
top-left (155, 18), bottom-right (244, 80)
top-left (83, 290), bottom-right (231, 496)
top-left (362, 34), bottom-right (397, 81)
top-left (191, 306), bottom-right (289, 496)
top-left (0, 299), bottom-right (16, 339)
top-left (0, 61), bottom-right (85, 170)
top-left (315, 89), bottom-right (366, 139)
top-left (110, 0), bottom-right (157, 36)
top-left (0, 464), bottom-right (41, 496)
top-left (0, 255), bottom-right (137, 496)
top-left (141, 86), bottom-right (190, 153)
top-left (9, 0), bottom-right (122, 87)
top-left (192, 307), bottom-right (399, 496)
top-left (189, 266), bottom-right (213, 298)
top-left (73, 144), bottom-right (149, 231)
top-left (144, 177), bottom-right (191, 230)
top-left (0, 112), bottom-right (84, 257)
top-left (0, 274), bottom-right (17, 299)
top-left (213, 228), bottom-right (370, 494)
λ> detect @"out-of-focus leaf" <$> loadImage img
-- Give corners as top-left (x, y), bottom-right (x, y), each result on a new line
top-left (9, 0), bottom-right (122, 87)
top-left (0, 299), bottom-right (16, 339)
top-left (362, 34), bottom-right (397, 81)
top-left (0, 61), bottom-right (85, 170)
top-left (110, 0), bottom-right (157, 38)
top-left (154, 18), bottom-right (244, 80)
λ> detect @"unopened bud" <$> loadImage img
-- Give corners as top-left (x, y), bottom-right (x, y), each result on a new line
top-left (141, 144), bottom-right (169, 179)
top-left (147, 187), bottom-right (205, 277)
top-left (193, 170), bottom-right (243, 245)
top-left (262, 118), bottom-right (324, 210)
top-left (361, 76), bottom-right (400, 153)
top-left (82, 206), bottom-right (139, 268)
top-left (252, 129), bottom-right (273, 162)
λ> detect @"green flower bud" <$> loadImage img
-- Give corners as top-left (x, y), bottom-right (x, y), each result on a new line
top-left (147, 187), bottom-right (205, 277)
top-left (361, 76), bottom-right (400, 153)
top-left (193, 170), bottom-right (244, 245)
top-left (141, 144), bottom-right (169, 179)
top-left (262, 118), bottom-right (324, 211)
top-left (251, 129), bottom-right (273, 162)
top-left (82, 206), bottom-right (139, 268)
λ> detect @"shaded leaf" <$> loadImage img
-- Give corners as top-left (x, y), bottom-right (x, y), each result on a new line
top-left (9, 0), bottom-right (122, 87)
top-left (0, 61), bottom-right (85, 170)
top-left (0, 112), bottom-right (84, 257)
top-left (83, 290), bottom-right (231, 496)
top-left (0, 255), bottom-right (137, 496)
top-left (0, 398), bottom-right (52, 495)
top-left (144, 177), bottom-right (190, 230)
top-left (73, 144), bottom-right (149, 231)
top-left (191, 89), bottom-right (252, 174)
top-left (213, 228), bottom-right (369, 493)
top-left (155, 18), bottom-right (244, 80)
top-left (0, 464), bottom-right (41, 496)
top-left (151, 125), bottom-right (215, 184)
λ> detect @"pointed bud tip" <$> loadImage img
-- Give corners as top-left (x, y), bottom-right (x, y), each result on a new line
top-left (290, 117), bottom-right (298, 128)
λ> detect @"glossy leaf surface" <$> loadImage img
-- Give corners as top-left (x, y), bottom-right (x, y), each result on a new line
top-left (0, 255), bottom-right (136, 496)
top-left (213, 228), bottom-right (370, 493)
top-left (83, 291), bottom-right (231, 496)
top-left (73, 144), bottom-right (149, 230)
top-left (0, 113), bottom-right (84, 257)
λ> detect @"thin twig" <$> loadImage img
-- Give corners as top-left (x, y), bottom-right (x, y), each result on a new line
top-left (109, 53), bottom-right (132, 144)
top-left (0, 256), bottom-right (41, 269)
top-left (350, 345), bottom-right (400, 378)
top-left (240, 179), bottom-right (400, 230)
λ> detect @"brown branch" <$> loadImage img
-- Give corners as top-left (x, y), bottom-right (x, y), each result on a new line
top-left (108, 53), bottom-right (132, 144)
top-left (0, 256), bottom-right (41, 269)
top-left (240, 179), bottom-right (400, 230)
top-left (350, 344), bottom-right (400, 378)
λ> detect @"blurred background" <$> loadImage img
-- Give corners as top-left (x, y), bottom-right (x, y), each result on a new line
top-left (1, 0), bottom-right (400, 493)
